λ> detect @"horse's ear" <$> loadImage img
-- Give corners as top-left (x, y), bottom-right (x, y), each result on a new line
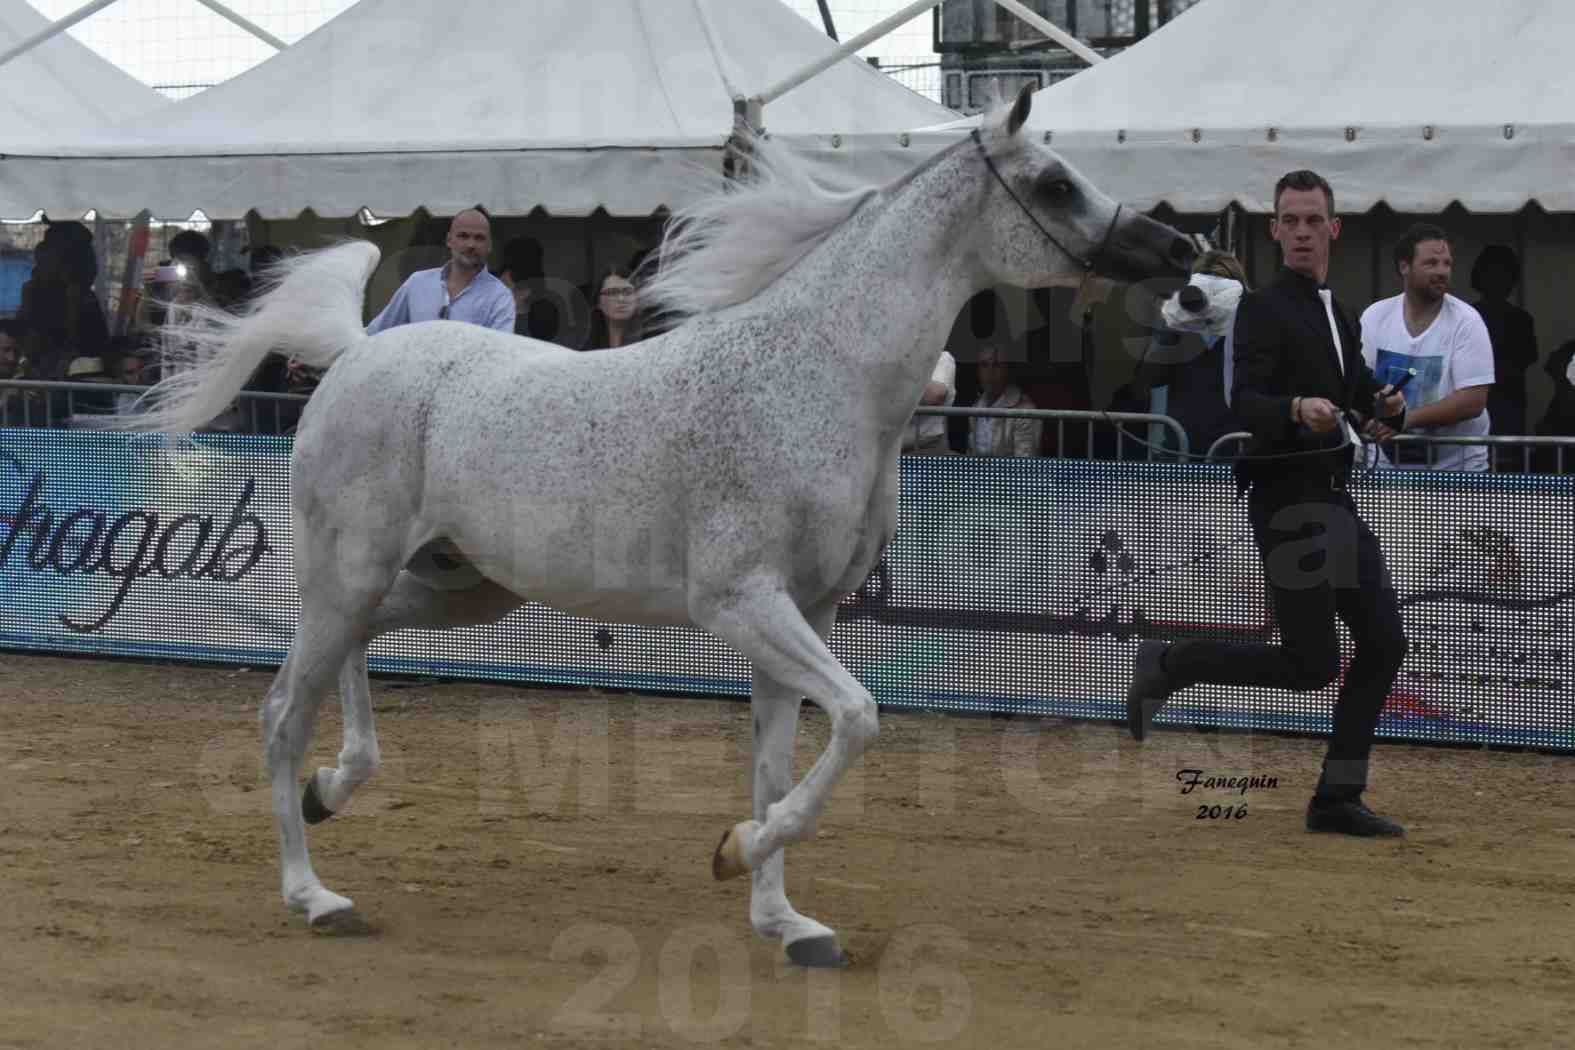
top-left (1006, 83), bottom-right (1034, 138)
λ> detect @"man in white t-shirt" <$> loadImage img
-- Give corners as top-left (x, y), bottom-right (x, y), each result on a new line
top-left (1359, 223), bottom-right (1495, 471)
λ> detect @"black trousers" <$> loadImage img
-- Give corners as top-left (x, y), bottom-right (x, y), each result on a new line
top-left (1166, 477), bottom-right (1409, 799)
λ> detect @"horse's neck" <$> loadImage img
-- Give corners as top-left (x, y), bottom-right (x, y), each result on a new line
top-left (768, 152), bottom-right (987, 421)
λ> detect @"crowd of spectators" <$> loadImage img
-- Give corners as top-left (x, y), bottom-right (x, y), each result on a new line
top-left (3, 214), bottom-right (1574, 470)
top-left (1102, 236), bottom-right (1575, 471)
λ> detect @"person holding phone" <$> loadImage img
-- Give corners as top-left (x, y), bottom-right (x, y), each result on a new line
top-left (1359, 224), bottom-right (1495, 471)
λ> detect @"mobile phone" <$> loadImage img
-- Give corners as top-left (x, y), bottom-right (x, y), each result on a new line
top-left (1379, 368), bottom-right (1417, 398)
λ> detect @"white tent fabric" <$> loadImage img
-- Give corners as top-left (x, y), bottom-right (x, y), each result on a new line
top-left (1, 0), bottom-right (954, 219)
top-left (0, 0), bottom-right (167, 146)
top-left (919, 0), bottom-right (1575, 214)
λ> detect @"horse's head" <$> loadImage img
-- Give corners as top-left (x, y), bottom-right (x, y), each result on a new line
top-left (970, 86), bottom-right (1196, 289)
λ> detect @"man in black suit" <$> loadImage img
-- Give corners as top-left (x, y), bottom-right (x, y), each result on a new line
top-left (1126, 170), bottom-right (1411, 837)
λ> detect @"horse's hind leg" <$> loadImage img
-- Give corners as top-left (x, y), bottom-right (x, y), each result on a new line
top-left (265, 535), bottom-right (406, 926)
top-left (302, 576), bottom-right (524, 823)
top-left (300, 643), bottom-right (377, 822)
top-left (265, 620), bottom-right (376, 925)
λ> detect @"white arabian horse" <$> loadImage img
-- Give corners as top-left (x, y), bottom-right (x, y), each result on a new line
top-left (122, 88), bottom-right (1194, 966)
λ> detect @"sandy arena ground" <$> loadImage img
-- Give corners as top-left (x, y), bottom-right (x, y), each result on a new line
top-left (1, 652), bottom-right (1573, 1049)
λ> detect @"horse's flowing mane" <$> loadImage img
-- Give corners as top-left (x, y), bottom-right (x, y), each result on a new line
top-left (640, 130), bottom-right (883, 323)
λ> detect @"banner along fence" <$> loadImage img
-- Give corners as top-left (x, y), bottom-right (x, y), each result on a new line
top-left (2, 427), bottom-right (1570, 750)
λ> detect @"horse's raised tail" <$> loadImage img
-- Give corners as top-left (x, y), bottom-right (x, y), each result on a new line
top-left (109, 240), bottom-right (381, 434)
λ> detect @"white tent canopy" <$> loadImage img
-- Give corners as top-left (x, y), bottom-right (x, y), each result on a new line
top-left (0, 0), bottom-right (167, 148)
top-left (2, 0), bottom-right (955, 220)
top-left (921, 0), bottom-right (1575, 214)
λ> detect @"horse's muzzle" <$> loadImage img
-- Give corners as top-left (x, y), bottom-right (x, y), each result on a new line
top-left (1101, 211), bottom-right (1198, 284)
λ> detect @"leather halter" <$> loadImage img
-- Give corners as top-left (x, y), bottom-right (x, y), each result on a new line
top-left (971, 127), bottom-right (1122, 277)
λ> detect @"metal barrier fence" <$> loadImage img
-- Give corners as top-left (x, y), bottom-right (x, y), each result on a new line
top-left (916, 406), bottom-right (1189, 460)
top-left (1205, 430), bottom-right (1575, 473)
top-left (4, 382), bottom-right (1189, 458)
top-left (0, 380), bottom-right (308, 434)
top-left (8, 382), bottom-right (1573, 474)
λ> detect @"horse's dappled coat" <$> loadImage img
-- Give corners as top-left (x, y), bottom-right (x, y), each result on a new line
top-left (115, 88), bottom-right (1194, 965)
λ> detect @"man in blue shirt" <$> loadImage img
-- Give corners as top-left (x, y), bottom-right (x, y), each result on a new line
top-left (366, 208), bottom-right (515, 335)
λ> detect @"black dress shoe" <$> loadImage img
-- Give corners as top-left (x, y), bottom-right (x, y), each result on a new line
top-left (1305, 798), bottom-right (1404, 837)
top-left (1126, 640), bottom-right (1175, 742)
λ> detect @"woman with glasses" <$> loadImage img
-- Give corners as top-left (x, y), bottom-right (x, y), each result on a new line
top-left (586, 266), bottom-right (643, 350)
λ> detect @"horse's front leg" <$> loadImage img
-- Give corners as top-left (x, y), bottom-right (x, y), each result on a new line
top-left (747, 602), bottom-right (843, 966)
top-left (700, 588), bottom-right (876, 966)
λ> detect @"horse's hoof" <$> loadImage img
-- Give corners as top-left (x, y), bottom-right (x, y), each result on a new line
top-left (309, 908), bottom-right (375, 936)
top-left (712, 822), bottom-right (753, 881)
top-left (301, 776), bottom-right (336, 825)
top-left (785, 935), bottom-right (848, 968)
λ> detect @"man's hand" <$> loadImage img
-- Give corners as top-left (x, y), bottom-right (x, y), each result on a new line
top-left (1363, 418), bottom-right (1398, 442)
top-left (1374, 389), bottom-right (1407, 420)
top-left (1295, 396), bottom-right (1342, 433)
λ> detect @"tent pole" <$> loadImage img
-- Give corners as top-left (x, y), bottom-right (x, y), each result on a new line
top-left (988, 0), bottom-right (1104, 65)
top-left (0, 0), bottom-right (121, 71)
top-left (1369, 209), bottom-right (1383, 307)
top-left (1513, 207), bottom-right (1527, 309)
top-left (113, 213), bottom-right (152, 338)
top-left (192, 0), bottom-right (287, 50)
top-left (93, 212), bottom-right (110, 316)
top-left (752, 0), bottom-right (1101, 114)
top-left (729, 97), bottom-right (762, 180)
top-left (733, 95), bottom-right (764, 136)
top-left (751, 0), bottom-right (943, 108)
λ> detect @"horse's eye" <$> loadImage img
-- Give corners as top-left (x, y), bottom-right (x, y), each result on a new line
top-left (1041, 178), bottom-right (1075, 204)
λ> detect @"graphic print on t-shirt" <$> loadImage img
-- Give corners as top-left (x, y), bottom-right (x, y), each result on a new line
top-left (1373, 348), bottom-right (1445, 413)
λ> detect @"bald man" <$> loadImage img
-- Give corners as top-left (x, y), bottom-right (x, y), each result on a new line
top-left (366, 209), bottom-right (515, 335)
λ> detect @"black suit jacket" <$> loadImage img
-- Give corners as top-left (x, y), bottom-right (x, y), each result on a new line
top-left (1231, 266), bottom-right (1393, 482)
